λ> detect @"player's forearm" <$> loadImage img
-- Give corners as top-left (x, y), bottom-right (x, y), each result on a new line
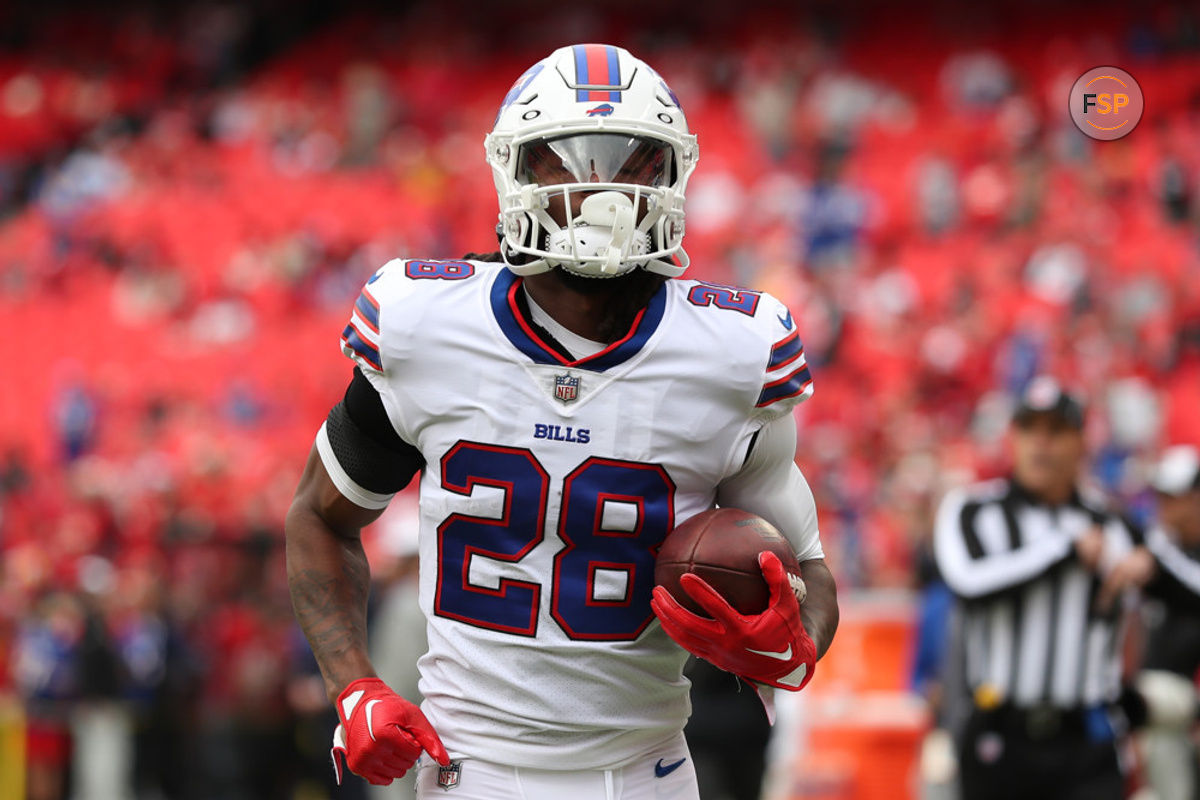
top-left (799, 558), bottom-right (838, 659)
top-left (286, 502), bottom-right (377, 703)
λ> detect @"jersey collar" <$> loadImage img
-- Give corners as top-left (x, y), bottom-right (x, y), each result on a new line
top-left (489, 269), bottom-right (666, 372)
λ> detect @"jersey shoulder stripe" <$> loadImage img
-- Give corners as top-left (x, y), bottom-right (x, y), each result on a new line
top-left (341, 283), bottom-right (384, 370)
top-left (767, 330), bottom-right (804, 371)
top-left (339, 258), bottom-right (491, 375)
top-left (756, 362), bottom-right (814, 407)
top-left (757, 316), bottom-right (812, 410)
top-left (341, 322), bottom-right (382, 371)
top-left (669, 278), bottom-right (813, 417)
top-left (353, 288), bottom-right (381, 335)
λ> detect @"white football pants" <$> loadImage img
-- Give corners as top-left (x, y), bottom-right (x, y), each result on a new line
top-left (413, 733), bottom-right (698, 800)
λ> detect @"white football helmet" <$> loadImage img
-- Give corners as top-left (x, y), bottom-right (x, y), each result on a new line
top-left (485, 44), bottom-right (698, 279)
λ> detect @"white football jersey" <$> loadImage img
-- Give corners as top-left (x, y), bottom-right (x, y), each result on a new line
top-left (330, 258), bottom-right (815, 769)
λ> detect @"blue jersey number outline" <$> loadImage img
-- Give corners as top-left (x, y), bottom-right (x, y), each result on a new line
top-left (435, 442), bottom-right (548, 636)
top-left (434, 442), bottom-right (676, 640)
top-left (552, 458), bottom-right (675, 640)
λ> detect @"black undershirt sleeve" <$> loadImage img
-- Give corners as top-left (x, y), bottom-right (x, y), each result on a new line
top-left (324, 367), bottom-right (424, 494)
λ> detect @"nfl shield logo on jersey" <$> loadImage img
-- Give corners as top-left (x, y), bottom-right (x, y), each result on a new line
top-left (554, 373), bottom-right (581, 404)
top-left (437, 760), bottom-right (462, 790)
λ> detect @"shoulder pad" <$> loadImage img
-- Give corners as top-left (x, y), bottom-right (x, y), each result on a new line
top-left (339, 258), bottom-right (489, 376)
top-left (675, 279), bottom-right (813, 420)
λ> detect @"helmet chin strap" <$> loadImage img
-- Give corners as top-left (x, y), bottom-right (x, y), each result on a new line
top-left (547, 191), bottom-right (647, 278)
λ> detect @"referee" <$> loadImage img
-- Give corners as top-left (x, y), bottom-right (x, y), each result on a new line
top-left (934, 377), bottom-right (1151, 800)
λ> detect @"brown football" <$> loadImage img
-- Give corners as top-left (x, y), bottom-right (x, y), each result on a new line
top-left (654, 508), bottom-right (801, 616)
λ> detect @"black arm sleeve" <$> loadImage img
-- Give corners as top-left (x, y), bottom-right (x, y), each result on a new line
top-left (324, 368), bottom-right (424, 494)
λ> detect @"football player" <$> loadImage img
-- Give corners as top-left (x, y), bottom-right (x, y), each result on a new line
top-left (285, 43), bottom-right (839, 800)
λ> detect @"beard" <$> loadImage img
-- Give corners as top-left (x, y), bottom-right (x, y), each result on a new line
top-left (550, 266), bottom-right (667, 342)
top-left (552, 265), bottom-right (645, 295)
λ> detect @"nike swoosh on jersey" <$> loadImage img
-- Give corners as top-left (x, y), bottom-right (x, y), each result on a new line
top-left (777, 309), bottom-right (794, 330)
top-left (655, 757), bottom-right (687, 778)
top-left (746, 644), bottom-right (792, 661)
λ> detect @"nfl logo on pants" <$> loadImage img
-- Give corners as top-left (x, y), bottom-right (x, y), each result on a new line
top-left (554, 373), bottom-right (580, 404)
top-left (437, 760), bottom-right (462, 790)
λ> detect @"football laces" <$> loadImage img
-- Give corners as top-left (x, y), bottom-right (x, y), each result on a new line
top-left (789, 573), bottom-right (808, 605)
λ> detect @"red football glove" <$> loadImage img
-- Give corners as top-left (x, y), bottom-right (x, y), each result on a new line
top-left (651, 551), bottom-right (816, 691)
top-left (330, 677), bottom-right (449, 785)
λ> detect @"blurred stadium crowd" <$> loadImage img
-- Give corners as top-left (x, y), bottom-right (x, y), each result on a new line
top-left (1, 0), bottom-right (1199, 797)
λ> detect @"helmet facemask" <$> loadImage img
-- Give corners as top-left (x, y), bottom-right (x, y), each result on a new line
top-left (497, 133), bottom-right (686, 278)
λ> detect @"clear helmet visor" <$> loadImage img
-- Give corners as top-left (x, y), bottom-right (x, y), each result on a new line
top-left (518, 133), bottom-right (672, 188)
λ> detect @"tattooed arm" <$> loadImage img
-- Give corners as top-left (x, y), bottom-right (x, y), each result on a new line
top-left (285, 445), bottom-right (386, 702)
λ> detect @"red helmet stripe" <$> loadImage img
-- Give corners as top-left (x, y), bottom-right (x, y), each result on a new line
top-left (585, 45), bottom-right (609, 88)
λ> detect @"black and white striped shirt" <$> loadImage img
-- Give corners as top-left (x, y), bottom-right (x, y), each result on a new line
top-left (1142, 526), bottom-right (1200, 676)
top-left (1145, 526), bottom-right (1200, 609)
top-left (934, 478), bottom-right (1142, 709)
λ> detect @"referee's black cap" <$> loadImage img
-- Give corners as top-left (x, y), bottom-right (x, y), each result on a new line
top-left (1012, 376), bottom-right (1085, 430)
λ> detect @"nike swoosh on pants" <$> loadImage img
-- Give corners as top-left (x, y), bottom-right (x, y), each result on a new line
top-left (655, 757), bottom-right (687, 778)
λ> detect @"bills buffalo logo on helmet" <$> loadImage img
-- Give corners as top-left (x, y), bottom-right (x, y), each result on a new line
top-left (586, 103), bottom-right (615, 116)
